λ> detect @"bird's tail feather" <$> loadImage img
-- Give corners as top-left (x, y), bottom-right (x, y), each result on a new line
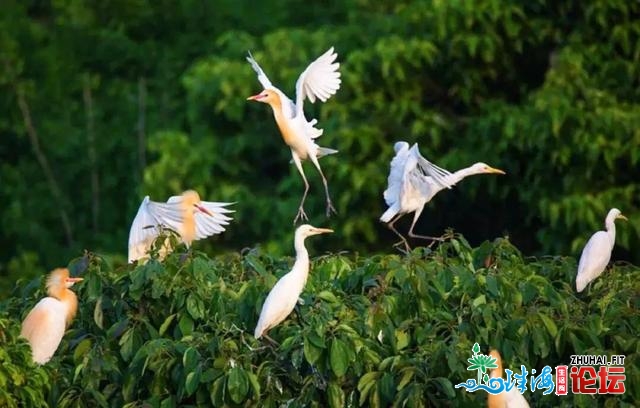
top-left (380, 206), bottom-right (397, 223)
top-left (317, 147), bottom-right (338, 158)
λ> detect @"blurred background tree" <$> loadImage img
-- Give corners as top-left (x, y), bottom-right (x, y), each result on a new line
top-left (1, 0), bottom-right (639, 294)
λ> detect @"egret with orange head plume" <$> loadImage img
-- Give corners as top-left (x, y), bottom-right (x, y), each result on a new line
top-left (247, 48), bottom-right (341, 223)
top-left (128, 189), bottom-right (234, 263)
top-left (20, 268), bottom-right (83, 364)
top-left (380, 141), bottom-right (505, 251)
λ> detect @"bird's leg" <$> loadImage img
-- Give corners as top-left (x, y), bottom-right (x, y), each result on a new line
top-left (407, 208), bottom-right (444, 242)
top-left (309, 154), bottom-right (336, 217)
top-left (386, 214), bottom-right (410, 253)
top-left (292, 155), bottom-right (310, 224)
top-left (262, 333), bottom-right (280, 348)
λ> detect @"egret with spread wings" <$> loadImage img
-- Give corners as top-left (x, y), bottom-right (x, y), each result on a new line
top-left (246, 47), bottom-right (341, 223)
top-left (380, 141), bottom-right (505, 251)
top-left (576, 208), bottom-right (627, 292)
top-left (128, 190), bottom-right (234, 263)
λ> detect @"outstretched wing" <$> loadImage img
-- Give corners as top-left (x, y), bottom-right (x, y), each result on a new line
top-left (246, 51), bottom-right (274, 89)
top-left (194, 201), bottom-right (235, 239)
top-left (127, 197), bottom-right (182, 262)
top-left (410, 144), bottom-right (454, 192)
top-left (383, 141), bottom-right (412, 207)
top-left (294, 47), bottom-right (341, 116)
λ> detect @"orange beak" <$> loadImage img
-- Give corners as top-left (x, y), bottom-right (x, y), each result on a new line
top-left (247, 93), bottom-right (262, 101)
top-left (66, 277), bottom-right (84, 283)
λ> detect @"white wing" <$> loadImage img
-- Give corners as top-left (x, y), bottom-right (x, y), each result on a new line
top-left (246, 51), bottom-right (274, 89)
top-left (254, 272), bottom-right (300, 338)
top-left (576, 231), bottom-right (613, 292)
top-left (294, 47), bottom-right (341, 116)
top-left (410, 144), bottom-right (453, 191)
top-left (127, 196), bottom-right (182, 263)
top-left (20, 297), bottom-right (67, 364)
top-left (194, 201), bottom-right (235, 239)
top-left (383, 141), bottom-right (411, 208)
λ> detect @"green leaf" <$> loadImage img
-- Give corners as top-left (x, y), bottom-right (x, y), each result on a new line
top-left (317, 290), bottom-right (339, 303)
top-left (185, 366), bottom-right (201, 396)
top-left (304, 336), bottom-right (323, 365)
top-left (186, 294), bottom-right (205, 320)
top-left (226, 366), bottom-right (249, 404)
top-left (93, 296), bottom-right (104, 330)
top-left (178, 314), bottom-right (194, 337)
top-left (539, 313), bottom-right (558, 338)
top-left (327, 382), bottom-right (345, 408)
top-left (394, 329), bottom-right (409, 351)
top-left (183, 347), bottom-right (200, 372)
top-left (330, 338), bottom-right (350, 377)
top-left (159, 314), bottom-right (176, 336)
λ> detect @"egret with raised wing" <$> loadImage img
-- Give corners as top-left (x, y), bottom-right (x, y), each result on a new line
top-left (576, 208), bottom-right (627, 292)
top-left (380, 141), bottom-right (505, 251)
top-left (487, 349), bottom-right (530, 407)
top-left (20, 268), bottom-right (83, 364)
top-left (128, 190), bottom-right (234, 263)
top-left (247, 48), bottom-right (341, 223)
top-left (254, 224), bottom-right (333, 341)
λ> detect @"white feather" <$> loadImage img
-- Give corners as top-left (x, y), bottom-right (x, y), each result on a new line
top-left (20, 298), bottom-right (67, 364)
top-left (295, 47), bottom-right (342, 112)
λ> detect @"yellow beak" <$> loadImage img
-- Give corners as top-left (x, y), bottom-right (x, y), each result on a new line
top-left (487, 167), bottom-right (506, 175)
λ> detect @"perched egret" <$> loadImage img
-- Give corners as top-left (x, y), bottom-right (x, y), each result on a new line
top-left (487, 349), bottom-right (530, 408)
top-left (576, 208), bottom-right (627, 292)
top-left (380, 141), bottom-right (505, 251)
top-left (246, 48), bottom-right (341, 223)
top-left (20, 268), bottom-right (83, 364)
top-left (254, 224), bottom-right (333, 340)
top-left (128, 190), bottom-right (234, 263)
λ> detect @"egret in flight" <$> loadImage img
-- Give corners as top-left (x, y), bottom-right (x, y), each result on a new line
top-left (576, 208), bottom-right (627, 292)
top-left (254, 224), bottom-right (333, 340)
top-left (246, 47), bottom-right (341, 223)
top-left (487, 349), bottom-right (530, 408)
top-left (380, 141), bottom-right (505, 251)
top-left (128, 190), bottom-right (234, 263)
top-left (20, 268), bottom-right (83, 364)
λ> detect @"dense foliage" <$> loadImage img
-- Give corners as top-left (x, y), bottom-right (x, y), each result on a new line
top-left (2, 236), bottom-right (638, 407)
top-left (1, 0), bottom-right (639, 292)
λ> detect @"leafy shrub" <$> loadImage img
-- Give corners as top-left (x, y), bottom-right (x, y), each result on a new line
top-left (2, 235), bottom-right (638, 407)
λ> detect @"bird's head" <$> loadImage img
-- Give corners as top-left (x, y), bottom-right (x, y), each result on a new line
top-left (296, 224), bottom-right (334, 239)
top-left (247, 89), bottom-right (279, 105)
top-left (46, 268), bottom-right (83, 292)
top-left (181, 190), bottom-right (212, 216)
top-left (608, 208), bottom-right (628, 222)
top-left (470, 162), bottom-right (506, 175)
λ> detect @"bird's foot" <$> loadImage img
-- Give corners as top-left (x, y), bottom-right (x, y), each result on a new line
top-left (392, 239), bottom-right (411, 254)
top-left (325, 200), bottom-right (337, 218)
top-left (294, 207), bottom-right (309, 224)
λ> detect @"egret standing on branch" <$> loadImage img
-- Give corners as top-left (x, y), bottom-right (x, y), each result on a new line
top-left (487, 349), bottom-right (530, 408)
top-left (246, 48), bottom-right (341, 223)
top-left (20, 268), bottom-right (83, 364)
top-left (380, 141), bottom-right (505, 251)
top-left (254, 224), bottom-right (333, 341)
top-left (128, 190), bottom-right (234, 263)
top-left (576, 208), bottom-right (627, 292)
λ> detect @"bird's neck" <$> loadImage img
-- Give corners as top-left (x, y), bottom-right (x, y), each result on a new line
top-left (181, 209), bottom-right (196, 246)
top-left (293, 239), bottom-right (311, 284)
top-left (51, 288), bottom-right (79, 326)
top-left (605, 220), bottom-right (617, 242)
top-left (446, 166), bottom-right (478, 185)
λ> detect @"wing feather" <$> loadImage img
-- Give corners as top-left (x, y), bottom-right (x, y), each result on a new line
top-left (21, 298), bottom-right (67, 364)
top-left (411, 144), bottom-right (453, 190)
top-left (295, 47), bottom-right (342, 115)
top-left (383, 142), bottom-right (411, 208)
top-left (576, 231), bottom-right (613, 292)
top-left (127, 196), bottom-right (182, 262)
top-left (194, 201), bottom-right (235, 239)
top-left (246, 51), bottom-right (274, 89)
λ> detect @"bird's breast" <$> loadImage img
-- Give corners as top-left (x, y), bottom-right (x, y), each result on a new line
top-left (274, 114), bottom-right (309, 159)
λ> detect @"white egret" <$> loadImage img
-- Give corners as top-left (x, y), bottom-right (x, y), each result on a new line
top-left (20, 268), bottom-right (83, 364)
top-left (380, 141), bottom-right (505, 250)
top-left (128, 190), bottom-right (234, 263)
top-left (487, 349), bottom-right (530, 408)
top-left (576, 208), bottom-right (627, 292)
top-left (246, 48), bottom-right (341, 223)
top-left (254, 224), bottom-right (333, 340)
